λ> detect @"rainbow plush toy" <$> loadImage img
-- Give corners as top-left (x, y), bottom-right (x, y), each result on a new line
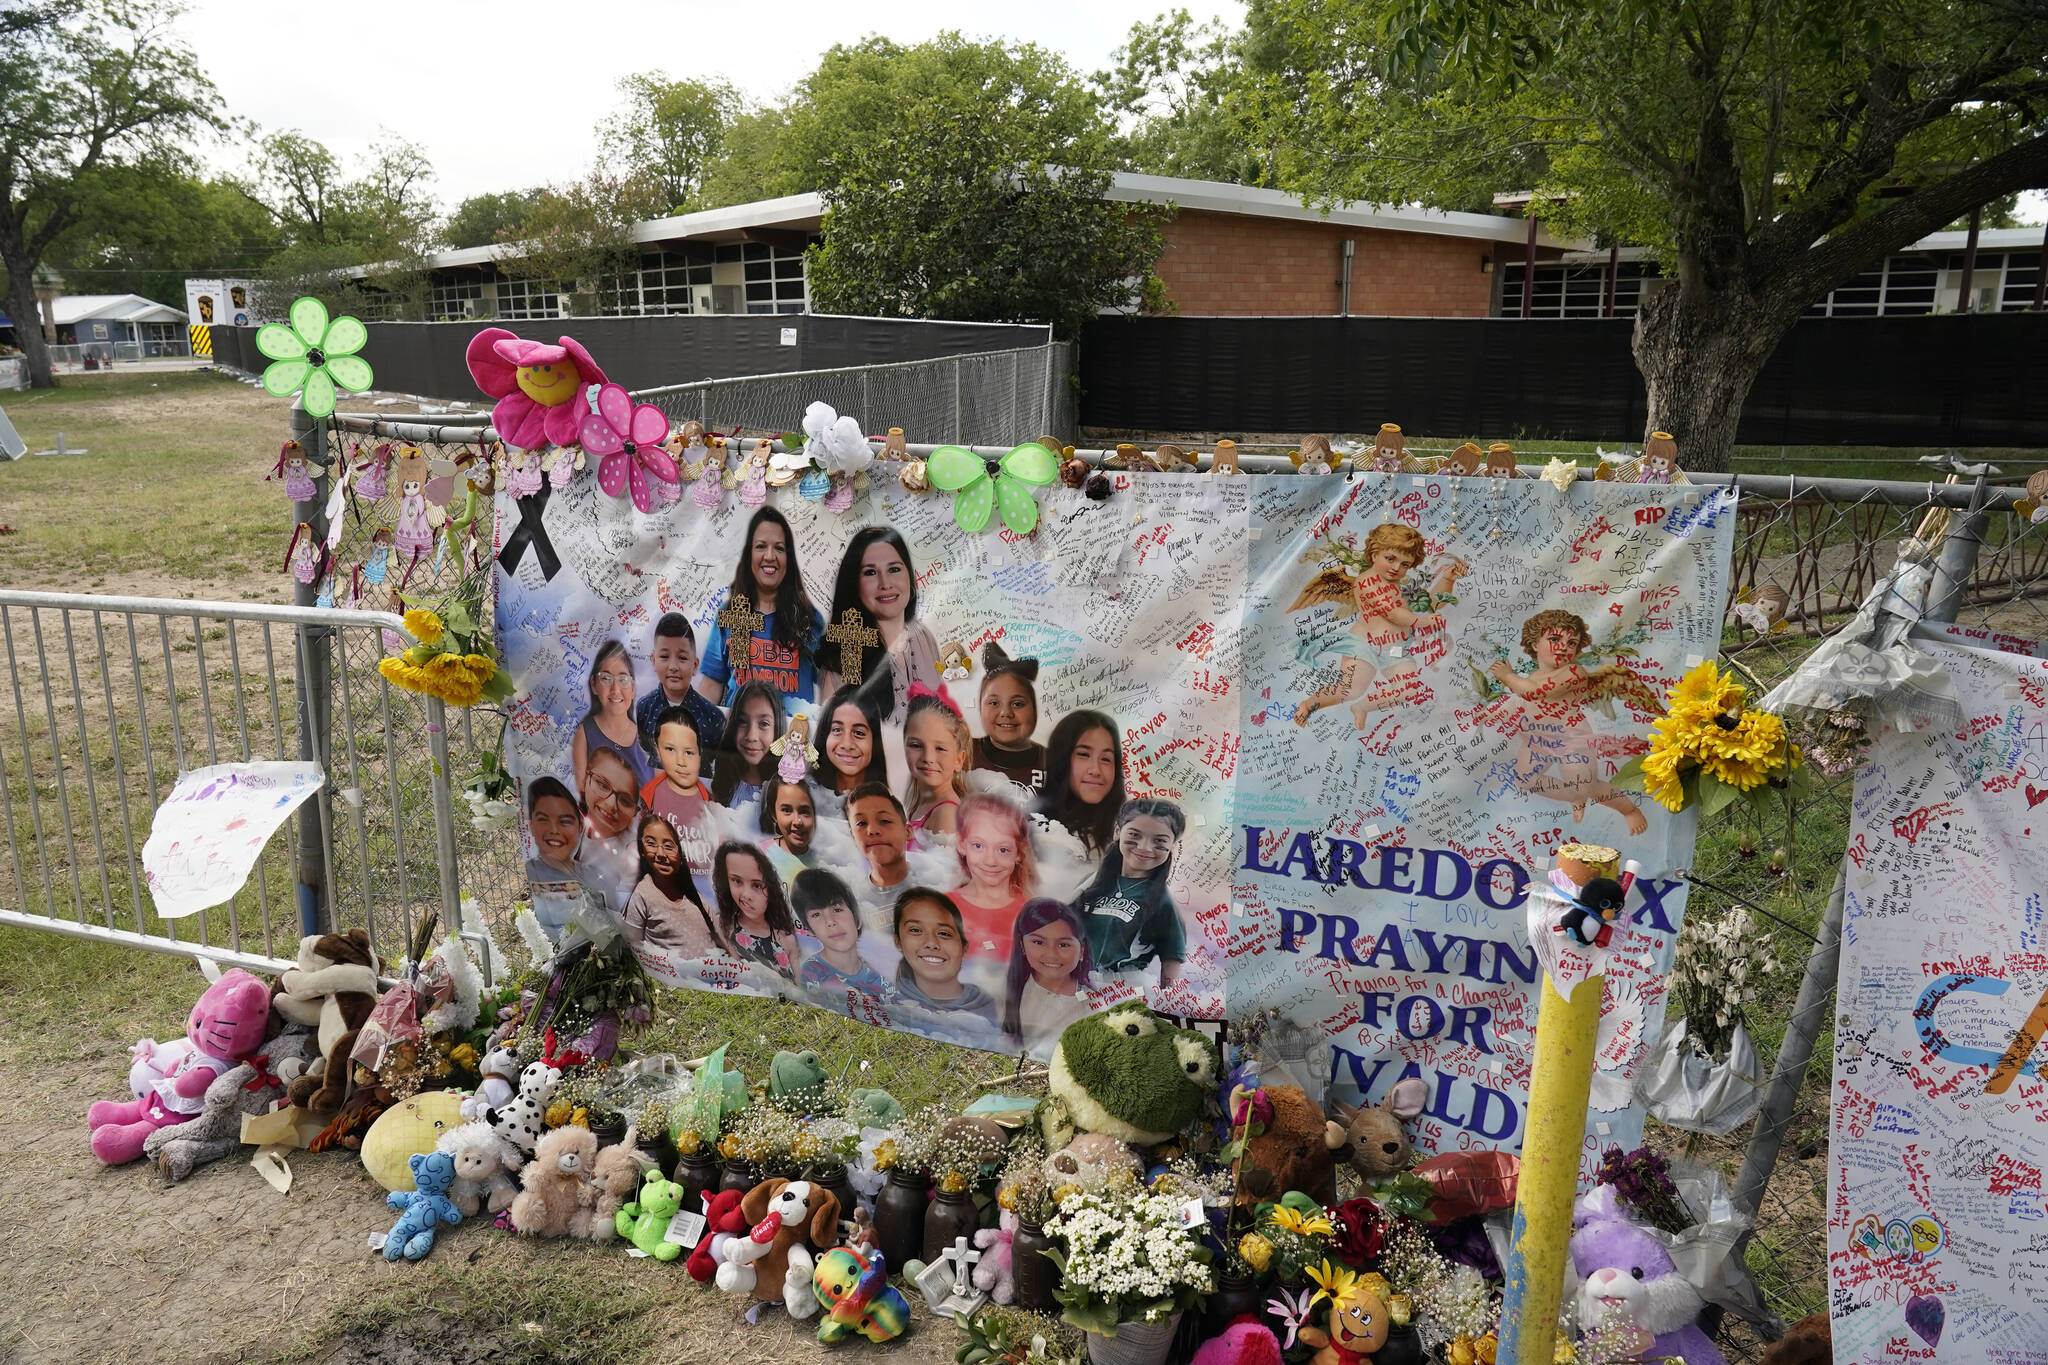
top-left (812, 1247), bottom-right (911, 1345)
top-left (464, 328), bottom-right (608, 451)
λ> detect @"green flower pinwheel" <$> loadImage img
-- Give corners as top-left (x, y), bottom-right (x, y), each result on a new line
top-left (927, 442), bottom-right (1059, 533)
top-left (255, 296), bottom-right (373, 419)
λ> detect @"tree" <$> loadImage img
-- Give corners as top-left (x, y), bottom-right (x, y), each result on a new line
top-left (698, 33), bottom-right (1109, 202)
top-left (806, 93), bottom-right (1167, 340)
top-left (1095, 10), bottom-right (1264, 183)
top-left (695, 107), bottom-right (790, 209)
top-left (1239, 0), bottom-right (2048, 469)
top-left (498, 170), bottom-right (670, 316)
top-left (0, 0), bottom-right (220, 387)
top-left (50, 168), bottom-right (284, 305)
top-left (252, 131), bottom-right (348, 244)
top-left (353, 129), bottom-right (438, 252)
top-left (597, 74), bottom-right (741, 211)
top-left (441, 188), bottom-right (543, 248)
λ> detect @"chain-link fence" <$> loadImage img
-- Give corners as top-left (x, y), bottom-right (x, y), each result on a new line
top-left (632, 343), bottom-right (1076, 444)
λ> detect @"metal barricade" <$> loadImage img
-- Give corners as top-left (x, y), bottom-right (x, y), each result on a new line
top-left (0, 590), bottom-right (471, 977)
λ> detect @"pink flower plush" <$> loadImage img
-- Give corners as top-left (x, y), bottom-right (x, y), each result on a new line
top-left (464, 328), bottom-right (608, 451)
top-left (582, 383), bottom-right (677, 513)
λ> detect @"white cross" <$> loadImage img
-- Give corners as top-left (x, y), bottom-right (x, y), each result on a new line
top-left (949, 1235), bottom-right (981, 1296)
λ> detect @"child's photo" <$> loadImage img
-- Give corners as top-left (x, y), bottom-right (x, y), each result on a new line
top-left (1070, 798), bottom-right (1187, 983)
top-left (1003, 897), bottom-right (1096, 1050)
top-left (793, 867), bottom-right (889, 1002)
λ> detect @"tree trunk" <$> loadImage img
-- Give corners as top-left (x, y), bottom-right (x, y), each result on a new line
top-left (1631, 279), bottom-right (1800, 474)
top-left (0, 233), bottom-right (55, 390)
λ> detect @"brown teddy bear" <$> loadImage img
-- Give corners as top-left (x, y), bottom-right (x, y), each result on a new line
top-left (272, 930), bottom-right (381, 1116)
top-left (510, 1125), bottom-right (597, 1238)
top-left (1233, 1085), bottom-right (1341, 1206)
top-left (575, 1126), bottom-right (646, 1241)
top-left (1326, 1078), bottom-right (1428, 1182)
top-left (715, 1177), bottom-right (842, 1317)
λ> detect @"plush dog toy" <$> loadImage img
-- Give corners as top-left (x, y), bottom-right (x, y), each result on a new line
top-left (812, 1247), bottom-right (912, 1344)
top-left (142, 1028), bottom-right (316, 1182)
top-left (272, 930), bottom-right (381, 1116)
top-left (1042, 1002), bottom-right (1218, 1148)
top-left (486, 1061), bottom-right (560, 1161)
top-left (716, 1177), bottom-right (842, 1316)
top-left (460, 1043), bottom-right (519, 1122)
top-left (616, 1173), bottom-right (687, 1260)
top-left (1570, 1186), bottom-right (1726, 1365)
top-left (382, 1151), bottom-right (462, 1261)
top-left (89, 967), bottom-right (274, 1164)
top-left (1326, 1078), bottom-right (1428, 1182)
top-left (509, 1124), bottom-right (597, 1238)
top-left (437, 1120), bottom-right (520, 1217)
top-left (688, 1188), bottom-right (750, 1281)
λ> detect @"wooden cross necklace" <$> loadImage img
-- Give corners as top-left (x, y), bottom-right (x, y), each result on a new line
top-left (826, 607), bottom-right (879, 683)
top-left (718, 597), bottom-right (766, 683)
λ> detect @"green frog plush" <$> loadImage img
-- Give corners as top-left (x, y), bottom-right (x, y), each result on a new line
top-left (1042, 1002), bottom-right (1218, 1147)
top-left (767, 1049), bottom-right (829, 1108)
top-left (616, 1173), bottom-right (687, 1261)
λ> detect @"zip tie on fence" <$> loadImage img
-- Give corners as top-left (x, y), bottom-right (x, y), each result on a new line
top-left (1679, 871), bottom-right (1822, 945)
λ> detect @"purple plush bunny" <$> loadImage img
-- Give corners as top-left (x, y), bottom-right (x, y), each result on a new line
top-left (1569, 1185), bottom-right (1727, 1365)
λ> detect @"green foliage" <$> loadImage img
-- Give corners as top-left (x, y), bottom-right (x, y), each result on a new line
top-left (47, 167), bottom-right (283, 305)
top-left (498, 170), bottom-right (670, 314)
top-left (1093, 9), bottom-right (1266, 183)
top-left (694, 106), bottom-right (791, 210)
top-left (806, 89), bottom-right (1164, 340)
top-left (440, 188), bottom-right (543, 249)
top-left (597, 73), bottom-right (743, 211)
top-left (0, 0), bottom-right (222, 384)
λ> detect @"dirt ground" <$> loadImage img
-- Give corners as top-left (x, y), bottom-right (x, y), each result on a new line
top-left (3, 1053), bottom-right (970, 1365)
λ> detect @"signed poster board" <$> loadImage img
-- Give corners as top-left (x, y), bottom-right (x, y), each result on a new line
top-left (1829, 629), bottom-right (2048, 1364)
top-left (495, 468), bottom-right (1733, 1167)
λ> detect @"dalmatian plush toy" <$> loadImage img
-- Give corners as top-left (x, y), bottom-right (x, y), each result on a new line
top-left (485, 1061), bottom-right (560, 1161)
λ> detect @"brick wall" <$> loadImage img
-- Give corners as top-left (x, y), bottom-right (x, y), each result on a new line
top-left (1152, 209), bottom-right (1509, 317)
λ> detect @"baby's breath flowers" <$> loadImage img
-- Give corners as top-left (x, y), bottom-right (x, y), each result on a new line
top-left (1044, 1185), bottom-right (1215, 1336)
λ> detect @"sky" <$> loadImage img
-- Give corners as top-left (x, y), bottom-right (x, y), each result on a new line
top-left (180, 0), bottom-right (1247, 208)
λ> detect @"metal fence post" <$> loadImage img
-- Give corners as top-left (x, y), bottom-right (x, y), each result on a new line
top-left (1928, 469), bottom-right (1989, 623)
top-left (1731, 867), bottom-right (1845, 1229)
top-left (289, 403), bottom-right (332, 936)
top-left (422, 694), bottom-right (469, 968)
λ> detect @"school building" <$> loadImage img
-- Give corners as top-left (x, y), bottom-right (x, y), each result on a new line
top-left (362, 172), bottom-right (2048, 324)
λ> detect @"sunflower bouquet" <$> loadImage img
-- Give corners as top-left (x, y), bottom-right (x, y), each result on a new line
top-left (377, 563), bottom-right (513, 709)
top-left (1612, 660), bottom-right (1815, 817)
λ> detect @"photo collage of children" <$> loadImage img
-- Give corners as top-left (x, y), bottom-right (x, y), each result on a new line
top-left (500, 479), bottom-right (1227, 1058)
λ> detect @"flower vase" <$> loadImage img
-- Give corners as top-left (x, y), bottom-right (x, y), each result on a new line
top-left (809, 1161), bottom-right (854, 1217)
top-left (1376, 1325), bottom-right (1425, 1365)
top-left (718, 1158), bottom-right (759, 1196)
top-left (1010, 1217), bottom-right (1061, 1313)
top-left (676, 1148), bottom-right (721, 1210)
top-left (923, 1185), bottom-right (980, 1262)
top-left (1085, 1313), bottom-right (1183, 1365)
top-left (1200, 1274), bottom-right (1264, 1339)
top-left (874, 1168), bottom-right (930, 1272)
top-left (589, 1113), bottom-right (627, 1149)
top-left (650, 1129), bottom-right (680, 1180)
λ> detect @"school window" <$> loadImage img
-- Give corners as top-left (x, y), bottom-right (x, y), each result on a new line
top-left (430, 279), bottom-right (484, 321)
top-left (729, 241), bottom-right (809, 315)
top-left (495, 276), bottom-right (561, 320)
top-left (1496, 261), bottom-right (1657, 318)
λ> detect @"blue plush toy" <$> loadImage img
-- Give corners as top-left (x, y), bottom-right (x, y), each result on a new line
top-left (382, 1150), bottom-right (463, 1261)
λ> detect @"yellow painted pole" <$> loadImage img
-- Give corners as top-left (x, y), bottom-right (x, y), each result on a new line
top-left (1498, 970), bottom-right (1603, 1365)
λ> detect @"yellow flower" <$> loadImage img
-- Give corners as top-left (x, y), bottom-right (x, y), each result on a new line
top-left (569, 1107), bottom-right (589, 1129)
top-left (1640, 742), bottom-right (1688, 812)
top-left (464, 653), bottom-right (497, 680)
top-left (1554, 1337), bottom-right (1577, 1364)
top-left (1236, 1233), bottom-right (1273, 1273)
top-left (675, 1128), bottom-right (701, 1155)
top-left (938, 1171), bottom-right (971, 1194)
top-left (1477, 1332), bottom-right (1498, 1365)
top-left (997, 1184), bottom-right (1018, 1211)
top-left (1303, 1259), bottom-right (1358, 1308)
top-left (543, 1099), bottom-right (571, 1128)
top-left (448, 1043), bottom-right (476, 1070)
top-left (1450, 1340), bottom-right (1477, 1365)
top-left (872, 1138), bottom-right (898, 1171)
top-left (403, 608), bottom-right (444, 645)
top-left (1666, 659), bottom-right (1743, 720)
top-left (717, 1132), bottom-right (742, 1160)
top-left (1356, 1272), bottom-right (1391, 1301)
top-left (1052, 1182), bottom-right (1084, 1207)
top-left (1269, 1205), bottom-right (1334, 1237)
top-left (791, 1133), bottom-right (822, 1160)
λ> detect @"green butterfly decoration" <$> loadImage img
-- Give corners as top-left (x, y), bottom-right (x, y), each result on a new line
top-left (255, 296), bottom-right (373, 420)
top-left (927, 442), bottom-right (1059, 533)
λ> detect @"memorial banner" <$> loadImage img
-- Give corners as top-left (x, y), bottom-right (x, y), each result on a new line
top-left (1829, 629), bottom-right (2048, 1364)
top-left (495, 466), bottom-right (1733, 1151)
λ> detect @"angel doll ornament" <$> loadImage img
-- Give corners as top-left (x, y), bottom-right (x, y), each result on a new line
top-left (771, 713), bottom-right (818, 785)
top-left (273, 441), bottom-right (317, 503)
top-left (356, 442), bottom-right (392, 501)
top-left (390, 447), bottom-right (456, 571)
top-left (739, 440), bottom-right (771, 508)
top-left (692, 437), bottom-right (727, 511)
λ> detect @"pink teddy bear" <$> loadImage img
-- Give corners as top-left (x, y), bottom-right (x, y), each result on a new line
top-left (972, 1208), bottom-right (1017, 1305)
top-left (88, 968), bottom-right (272, 1165)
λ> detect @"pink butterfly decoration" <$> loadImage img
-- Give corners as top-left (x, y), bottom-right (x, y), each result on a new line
top-left (580, 384), bottom-right (677, 513)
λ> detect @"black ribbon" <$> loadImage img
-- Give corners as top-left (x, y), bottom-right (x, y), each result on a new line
top-left (497, 483), bottom-right (561, 582)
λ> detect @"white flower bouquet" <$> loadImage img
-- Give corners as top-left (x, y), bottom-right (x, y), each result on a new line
top-left (1044, 1185), bottom-right (1214, 1336)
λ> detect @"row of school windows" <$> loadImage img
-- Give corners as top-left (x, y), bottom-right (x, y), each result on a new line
top-left (1498, 251), bottom-right (2045, 318)
top-left (404, 242), bottom-right (812, 323)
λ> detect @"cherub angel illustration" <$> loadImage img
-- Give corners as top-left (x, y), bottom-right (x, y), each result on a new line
top-left (1291, 522), bottom-right (1467, 726)
top-left (1476, 608), bottom-right (1662, 834)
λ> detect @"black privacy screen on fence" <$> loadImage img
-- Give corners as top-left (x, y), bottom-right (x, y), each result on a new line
top-left (211, 314), bottom-right (1051, 400)
top-left (1079, 312), bottom-right (2048, 445)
